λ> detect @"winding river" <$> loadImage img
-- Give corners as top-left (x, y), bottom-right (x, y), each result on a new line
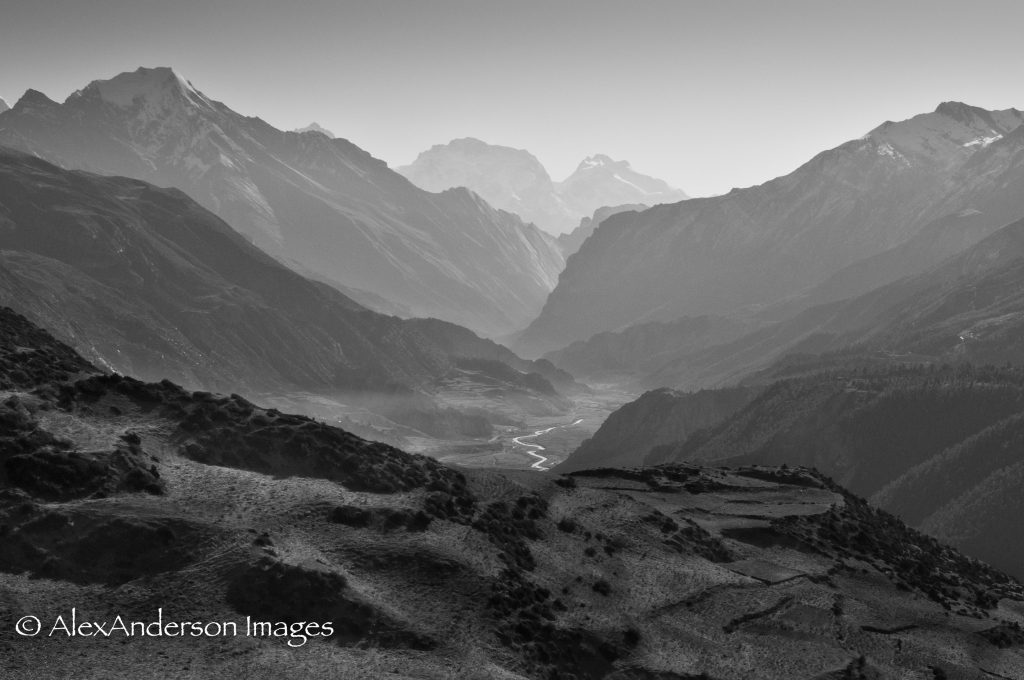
top-left (512, 418), bottom-right (584, 471)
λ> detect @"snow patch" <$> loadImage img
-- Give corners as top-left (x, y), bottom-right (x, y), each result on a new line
top-left (963, 134), bottom-right (1003, 148)
top-left (612, 173), bottom-right (652, 195)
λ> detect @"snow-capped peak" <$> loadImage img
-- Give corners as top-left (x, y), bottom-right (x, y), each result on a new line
top-left (577, 154), bottom-right (618, 171)
top-left (863, 102), bottom-right (1024, 163)
top-left (71, 67), bottom-right (208, 110)
top-left (294, 122), bottom-right (335, 138)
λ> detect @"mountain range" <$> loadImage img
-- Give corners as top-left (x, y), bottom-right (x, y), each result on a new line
top-left (0, 147), bottom-right (571, 440)
top-left (518, 102), bottom-right (1024, 355)
top-left (397, 138), bottom-right (687, 236)
top-left (0, 67), bottom-right (564, 337)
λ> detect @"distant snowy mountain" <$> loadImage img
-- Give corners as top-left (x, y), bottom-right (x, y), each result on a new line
top-left (557, 155), bottom-right (687, 220)
top-left (293, 121), bottom-right (335, 137)
top-left (0, 67), bottom-right (565, 337)
top-left (398, 138), bottom-right (686, 235)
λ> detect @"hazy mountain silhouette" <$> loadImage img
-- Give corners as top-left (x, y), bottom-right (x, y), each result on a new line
top-left (0, 67), bottom-right (564, 337)
top-left (293, 121), bottom-right (335, 137)
top-left (397, 138), bottom-right (685, 236)
top-left (557, 154), bottom-right (687, 223)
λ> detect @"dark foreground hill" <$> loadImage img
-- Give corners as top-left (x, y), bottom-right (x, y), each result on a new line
top-left (3, 308), bottom-right (1024, 679)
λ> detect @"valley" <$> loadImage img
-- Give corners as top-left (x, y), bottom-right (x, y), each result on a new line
top-left (5, 16), bottom-right (1024, 677)
top-left (416, 386), bottom-right (636, 472)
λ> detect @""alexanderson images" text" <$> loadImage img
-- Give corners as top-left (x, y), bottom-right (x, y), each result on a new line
top-left (15, 608), bottom-right (334, 648)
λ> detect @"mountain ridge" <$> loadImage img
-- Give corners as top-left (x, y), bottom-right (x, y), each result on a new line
top-left (0, 66), bottom-right (564, 337)
top-left (397, 137), bottom-right (686, 236)
top-left (516, 101), bottom-right (1024, 355)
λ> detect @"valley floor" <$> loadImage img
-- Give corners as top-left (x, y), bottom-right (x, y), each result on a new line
top-left (422, 386), bottom-right (636, 472)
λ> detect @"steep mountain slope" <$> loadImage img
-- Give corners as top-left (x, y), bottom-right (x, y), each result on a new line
top-left (874, 412), bottom-right (1024, 575)
top-left (646, 365), bottom-right (1024, 578)
top-left (0, 97), bottom-right (8, 114)
top-left (398, 139), bottom-right (685, 236)
top-left (546, 315), bottom-right (751, 383)
top-left (402, 317), bottom-right (584, 394)
top-left (0, 148), bottom-right (568, 437)
top-left (648, 214), bottom-right (1024, 391)
top-left (556, 203), bottom-right (645, 257)
top-left (518, 102), bottom-right (1024, 354)
top-left (4, 310), bottom-right (1024, 679)
top-left (557, 386), bottom-right (755, 472)
top-left (0, 67), bottom-right (564, 336)
top-left (768, 208), bottom-right (1009, 321)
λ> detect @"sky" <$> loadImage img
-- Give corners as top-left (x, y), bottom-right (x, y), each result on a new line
top-left (2, 0), bottom-right (1023, 197)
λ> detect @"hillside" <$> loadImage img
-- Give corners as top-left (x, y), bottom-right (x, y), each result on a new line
top-left (0, 148), bottom-right (569, 438)
top-left (625, 214), bottom-right (1024, 392)
top-left (557, 386), bottom-right (755, 472)
top-left (646, 365), bottom-right (1024, 579)
top-left (4, 308), bottom-right (1024, 679)
top-left (545, 315), bottom-right (750, 384)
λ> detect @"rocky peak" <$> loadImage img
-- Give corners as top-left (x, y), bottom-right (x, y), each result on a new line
top-left (68, 66), bottom-right (210, 114)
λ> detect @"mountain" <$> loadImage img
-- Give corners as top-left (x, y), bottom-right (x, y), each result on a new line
top-left (557, 386), bottom-right (755, 472)
top-left (0, 97), bottom-right (8, 114)
top-left (0, 67), bottom-right (564, 337)
top-left (517, 102), bottom-right (1024, 355)
top-left (0, 147), bottom-right (569, 438)
top-left (293, 121), bottom-right (334, 137)
top-left (397, 138), bottom-right (686, 236)
top-left (645, 364), bottom-right (1024, 580)
top-left (557, 155), bottom-right (687, 221)
top-left (641, 213), bottom-right (1024, 392)
top-left (556, 203), bottom-right (645, 257)
top-left (397, 137), bottom-right (576, 234)
top-left (545, 314), bottom-right (751, 383)
top-left (4, 310), bottom-right (1023, 678)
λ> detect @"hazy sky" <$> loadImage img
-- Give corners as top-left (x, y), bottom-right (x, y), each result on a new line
top-left (2, 0), bottom-right (1023, 196)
